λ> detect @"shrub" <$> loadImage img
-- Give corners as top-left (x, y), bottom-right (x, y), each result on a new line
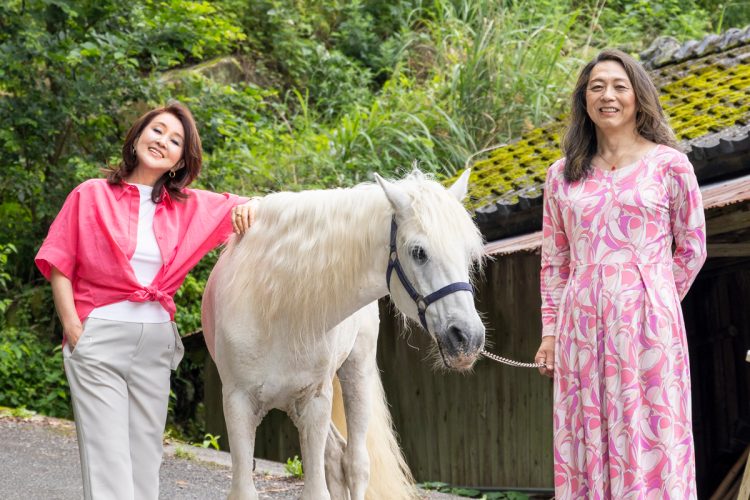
top-left (0, 328), bottom-right (71, 418)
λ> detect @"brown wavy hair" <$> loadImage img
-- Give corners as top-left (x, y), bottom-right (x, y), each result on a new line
top-left (106, 101), bottom-right (202, 202)
top-left (562, 49), bottom-right (677, 183)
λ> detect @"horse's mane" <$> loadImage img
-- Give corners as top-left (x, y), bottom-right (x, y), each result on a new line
top-left (217, 171), bottom-right (484, 342)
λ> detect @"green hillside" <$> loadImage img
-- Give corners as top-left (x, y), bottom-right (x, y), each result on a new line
top-left (1, 0), bottom-right (749, 437)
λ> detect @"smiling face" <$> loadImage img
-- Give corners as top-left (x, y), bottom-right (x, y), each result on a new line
top-left (130, 112), bottom-right (185, 185)
top-left (585, 60), bottom-right (638, 134)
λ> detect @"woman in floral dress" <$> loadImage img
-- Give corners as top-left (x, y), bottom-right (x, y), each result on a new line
top-left (534, 49), bottom-right (707, 499)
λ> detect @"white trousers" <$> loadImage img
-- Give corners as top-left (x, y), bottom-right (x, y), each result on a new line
top-left (63, 318), bottom-right (184, 500)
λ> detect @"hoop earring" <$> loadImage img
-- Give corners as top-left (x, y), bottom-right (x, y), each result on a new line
top-left (169, 170), bottom-right (176, 178)
top-left (131, 145), bottom-right (136, 156)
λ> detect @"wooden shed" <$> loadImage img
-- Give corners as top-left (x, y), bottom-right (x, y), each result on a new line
top-left (193, 28), bottom-right (750, 497)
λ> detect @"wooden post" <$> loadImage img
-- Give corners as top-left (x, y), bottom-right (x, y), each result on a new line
top-left (737, 351), bottom-right (750, 500)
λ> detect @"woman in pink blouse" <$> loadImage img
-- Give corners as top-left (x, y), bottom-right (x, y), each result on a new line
top-left (36, 102), bottom-right (255, 500)
top-left (534, 50), bottom-right (707, 499)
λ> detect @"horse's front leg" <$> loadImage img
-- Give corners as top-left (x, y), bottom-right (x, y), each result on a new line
top-left (224, 385), bottom-right (263, 500)
top-left (336, 319), bottom-right (378, 500)
top-left (292, 381), bottom-right (334, 500)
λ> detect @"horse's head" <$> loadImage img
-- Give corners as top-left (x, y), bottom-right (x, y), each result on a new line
top-left (375, 170), bottom-right (485, 371)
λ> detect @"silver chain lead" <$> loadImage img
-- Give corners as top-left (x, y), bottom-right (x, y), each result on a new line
top-left (481, 349), bottom-right (546, 369)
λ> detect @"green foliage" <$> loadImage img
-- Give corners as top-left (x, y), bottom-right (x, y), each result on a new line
top-left (284, 455), bottom-right (304, 478)
top-left (134, 0), bottom-right (246, 68)
top-left (483, 492), bottom-right (529, 500)
top-left (414, 0), bottom-right (583, 148)
top-left (229, 0), bottom-right (378, 118)
top-left (173, 445), bottom-right (197, 460)
top-left (419, 481), bottom-right (529, 499)
top-left (200, 432), bottom-right (222, 450)
top-left (0, 244), bottom-right (16, 317)
top-left (600, 0), bottom-right (711, 50)
top-left (173, 272), bottom-right (208, 335)
top-left (708, 1), bottom-right (750, 31)
top-left (0, 406), bottom-right (37, 419)
top-left (0, 328), bottom-right (71, 418)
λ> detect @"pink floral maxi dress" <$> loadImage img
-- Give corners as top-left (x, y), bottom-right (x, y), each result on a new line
top-left (540, 145), bottom-right (707, 499)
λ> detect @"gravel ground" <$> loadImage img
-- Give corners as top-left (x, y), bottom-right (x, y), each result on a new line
top-left (0, 413), bottom-right (459, 499)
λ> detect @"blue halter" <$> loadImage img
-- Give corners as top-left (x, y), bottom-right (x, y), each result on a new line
top-left (386, 216), bottom-right (474, 331)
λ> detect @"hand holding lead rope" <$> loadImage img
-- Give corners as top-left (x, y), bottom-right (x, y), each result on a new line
top-left (481, 349), bottom-right (547, 369)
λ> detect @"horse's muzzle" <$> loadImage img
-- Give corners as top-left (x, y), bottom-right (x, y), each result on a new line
top-left (437, 321), bottom-right (485, 371)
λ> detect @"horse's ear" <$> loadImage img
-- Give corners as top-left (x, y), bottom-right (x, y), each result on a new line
top-left (374, 173), bottom-right (412, 214)
top-left (448, 168), bottom-right (471, 201)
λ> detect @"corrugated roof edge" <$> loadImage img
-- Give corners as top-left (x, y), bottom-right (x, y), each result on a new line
top-left (640, 26), bottom-right (750, 69)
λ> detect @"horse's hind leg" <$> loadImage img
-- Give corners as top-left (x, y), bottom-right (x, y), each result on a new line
top-left (224, 386), bottom-right (262, 500)
top-left (324, 415), bottom-right (350, 500)
top-left (336, 304), bottom-right (379, 500)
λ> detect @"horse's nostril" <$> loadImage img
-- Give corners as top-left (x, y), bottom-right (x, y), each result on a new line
top-left (448, 325), bottom-right (468, 347)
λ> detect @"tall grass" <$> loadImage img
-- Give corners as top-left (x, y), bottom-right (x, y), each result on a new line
top-left (195, 0), bottom-right (731, 188)
top-left (271, 0), bottom-right (591, 180)
top-left (217, 0), bottom-right (589, 184)
top-left (421, 0), bottom-right (584, 148)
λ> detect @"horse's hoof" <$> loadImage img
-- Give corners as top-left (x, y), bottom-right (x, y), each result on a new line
top-left (227, 494), bottom-right (258, 500)
top-left (227, 487), bottom-right (259, 500)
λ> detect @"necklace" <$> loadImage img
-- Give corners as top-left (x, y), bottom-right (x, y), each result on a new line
top-left (595, 153), bottom-right (622, 171)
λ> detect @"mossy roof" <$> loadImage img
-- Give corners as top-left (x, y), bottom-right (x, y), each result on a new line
top-left (460, 32), bottom-right (750, 240)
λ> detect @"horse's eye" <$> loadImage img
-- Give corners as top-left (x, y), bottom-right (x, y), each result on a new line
top-left (410, 246), bottom-right (428, 264)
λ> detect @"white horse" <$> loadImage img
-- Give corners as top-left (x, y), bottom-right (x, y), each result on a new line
top-left (202, 170), bottom-right (486, 500)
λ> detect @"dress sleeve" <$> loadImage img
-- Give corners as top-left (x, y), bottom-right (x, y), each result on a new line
top-left (540, 161), bottom-right (570, 338)
top-left (669, 154), bottom-right (707, 300)
top-left (35, 188), bottom-right (81, 281)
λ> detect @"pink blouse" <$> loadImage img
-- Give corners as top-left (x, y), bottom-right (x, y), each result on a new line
top-left (36, 179), bottom-right (247, 322)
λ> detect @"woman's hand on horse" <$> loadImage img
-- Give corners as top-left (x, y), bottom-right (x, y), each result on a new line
top-left (535, 336), bottom-right (555, 378)
top-left (232, 198), bottom-right (260, 235)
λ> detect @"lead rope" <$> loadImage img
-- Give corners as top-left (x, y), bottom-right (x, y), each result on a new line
top-left (480, 349), bottom-right (547, 369)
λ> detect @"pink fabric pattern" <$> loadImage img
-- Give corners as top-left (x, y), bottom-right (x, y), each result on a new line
top-left (540, 145), bottom-right (706, 499)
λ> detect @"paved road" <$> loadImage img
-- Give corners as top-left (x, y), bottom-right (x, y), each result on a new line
top-left (0, 414), bottom-right (458, 500)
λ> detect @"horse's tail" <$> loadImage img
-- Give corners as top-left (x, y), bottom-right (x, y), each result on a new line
top-left (332, 376), bottom-right (416, 500)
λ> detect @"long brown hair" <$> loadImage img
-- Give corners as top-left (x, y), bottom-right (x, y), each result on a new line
top-left (107, 102), bottom-right (202, 202)
top-left (562, 49), bottom-right (677, 183)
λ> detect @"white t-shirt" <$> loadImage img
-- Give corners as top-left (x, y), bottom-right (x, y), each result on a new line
top-left (88, 184), bottom-right (170, 323)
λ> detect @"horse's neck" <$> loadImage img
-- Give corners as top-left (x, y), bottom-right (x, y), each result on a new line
top-left (306, 188), bottom-right (393, 319)
top-left (234, 185), bottom-right (393, 338)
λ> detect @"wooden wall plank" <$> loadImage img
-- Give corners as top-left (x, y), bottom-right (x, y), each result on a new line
top-left (706, 242), bottom-right (750, 257)
top-left (376, 254), bottom-right (554, 488)
top-left (706, 201), bottom-right (750, 236)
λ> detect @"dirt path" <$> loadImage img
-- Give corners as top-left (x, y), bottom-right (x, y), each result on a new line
top-left (0, 413), bottom-right (458, 499)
